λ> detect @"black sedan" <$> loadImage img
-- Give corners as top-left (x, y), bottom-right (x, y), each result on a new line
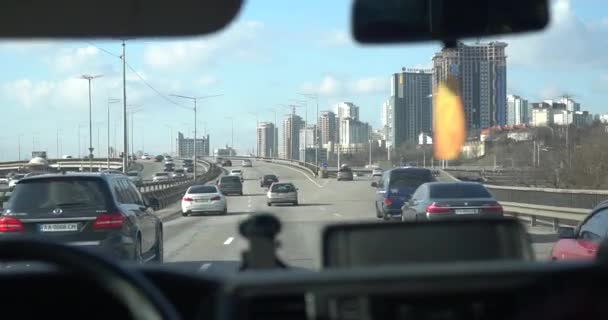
top-left (0, 173), bottom-right (163, 263)
top-left (401, 182), bottom-right (503, 222)
top-left (260, 174), bottom-right (279, 188)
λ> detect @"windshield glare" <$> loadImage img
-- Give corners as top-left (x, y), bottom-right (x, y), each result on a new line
top-left (0, 0), bottom-right (601, 271)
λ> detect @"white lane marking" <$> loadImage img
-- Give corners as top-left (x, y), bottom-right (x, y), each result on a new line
top-left (333, 213), bottom-right (342, 217)
top-left (199, 263), bottom-right (212, 271)
top-left (223, 237), bottom-right (234, 245)
top-left (274, 164), bottom-right (323, 188)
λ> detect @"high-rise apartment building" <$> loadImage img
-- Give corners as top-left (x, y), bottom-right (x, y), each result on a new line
top-left (177, 132), bottom-right (210, 157)
top-left (299, 125), bottom-right (319, 162)
top-left (256, 122), bottom-right (278, 158)
top-left (506, 94), bottom-right (529, 125)
top-left (388, 69), bottom-right (432, 148)
top-left (432, 41), bottom-right (508, 132)
top-left (318, 111), bottom-right (337, 145)
top-left (281, 114), bottom-right (303, 160)
top-left (335, 102), bottom-right (359, 121)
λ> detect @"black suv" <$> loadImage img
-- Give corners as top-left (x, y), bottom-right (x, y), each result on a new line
top-left (260, 174), bottom-right (279, 188)
top-left (0, 173), bottom-right (163, 263)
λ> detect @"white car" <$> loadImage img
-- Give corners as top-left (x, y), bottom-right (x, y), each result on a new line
top-left (372, 168), bottom-right (383, 177)
top-left (229, 169), bottom-right (244, 182)
top-left (8, 174), bottom-right (26, 189)
top-left (0, 176), bottom-right (8, 184)
top-left (181, 184), bottom-right (227, 216)
top-left (141, 155), bottom-right (151, 160)
top-left (152, 172), bottom-right (170, 182)
top-left (266, 182), bottom-right (298, 206)
top-left (242, 160), bottom-right (252, 167)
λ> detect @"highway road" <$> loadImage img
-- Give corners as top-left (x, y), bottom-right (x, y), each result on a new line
top-left (159, 160), bottom-right (557, 273)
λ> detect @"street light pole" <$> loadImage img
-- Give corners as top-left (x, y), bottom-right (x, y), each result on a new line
top-left (170, 93), bottom-right (223, 181)
top-left (299, 93), bottom-right (320, 171)
top-left (121, 40), bottom-right (128, 173)
top-left (107, 98), bottom-right (120, 169)
top-left (81, 74), bottom-right (103, 171)
top-left (17, 134), bottom-right (23, 161)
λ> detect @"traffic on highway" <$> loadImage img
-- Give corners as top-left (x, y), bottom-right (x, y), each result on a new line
top-left (0, 0), bottom-right (607, 319)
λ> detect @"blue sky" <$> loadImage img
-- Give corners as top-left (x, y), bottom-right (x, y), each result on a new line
top-left (0, 0), bottom-right (606, 160)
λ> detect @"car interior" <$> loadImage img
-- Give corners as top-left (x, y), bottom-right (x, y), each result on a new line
top-left (1, 0), bottom-right (608, 320)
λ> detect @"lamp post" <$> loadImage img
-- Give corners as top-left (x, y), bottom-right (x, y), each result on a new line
top-left (299, 93), bottom-right (320, 172)
top-left (107, 98), bottom-right (121, 169)
top-left (80, 74), bottom-right (103, 171)
top-left (170, 94), bottom-right (223, 181)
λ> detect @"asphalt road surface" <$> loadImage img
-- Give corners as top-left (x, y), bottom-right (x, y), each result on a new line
top-left (159, 160), bottom-right (558, 273)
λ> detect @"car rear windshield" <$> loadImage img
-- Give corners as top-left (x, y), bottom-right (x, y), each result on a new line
top-left (271, 184), bottom-right (295, 193)
top-left (264, 175), bottom-right (277, 179)
top-left (221, 176), bottom-right (241, 183)
top-left (155, 173), bottom-right (168, 176)
top-left (232, 170), bottom-right (241, 173)
top-left (189, 186), bottom-right (218, 194)
top-left (127, 172), bottom-right (139, 177)
top-left (175, 169), bottom-right (185, 173)
top-left (430, 184), bottom-right (493, 198)
top-left (7, 178), bottom-right (108, 213)
top-left (390, 170), bottom-right (433, 189)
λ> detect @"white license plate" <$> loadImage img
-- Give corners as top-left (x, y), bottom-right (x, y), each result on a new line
top-left (455, 209), bottom-right (478, 215)
top-left (39, 223), bottom-right (79, 232)
top-left (195, 199), bottom-right (209, 202)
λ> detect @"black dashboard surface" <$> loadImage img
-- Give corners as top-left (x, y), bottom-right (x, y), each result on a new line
top-left (0, 260), bottom-right (604, 320)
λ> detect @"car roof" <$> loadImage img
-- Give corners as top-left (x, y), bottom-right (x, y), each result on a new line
top-left (18, 172), bottom-right (120, 183)
top-left (424, 181), bottom-right (484, 187)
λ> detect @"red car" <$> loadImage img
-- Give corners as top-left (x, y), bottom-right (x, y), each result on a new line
top-left (550, 202), bottom-right (608, 261)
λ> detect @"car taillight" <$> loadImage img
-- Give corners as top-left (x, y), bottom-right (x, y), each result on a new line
top-left (383, 197), bottom-right (392, 206)
top-left (426, 203), bottom-right (451, 214)
top-left (483, 203), bottom-right (503, 214)
top-left (93, 213), bottom-right (125, 230)
top-left (0, 216), bottom-right (24, 232)
top-left (183, 197), bottom-right (193, 202)
top-left (211, 195), bottom-right (221, 201)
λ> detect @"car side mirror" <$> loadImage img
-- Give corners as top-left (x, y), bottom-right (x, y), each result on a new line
top-left (557, 226), bottom-right (576, 239)
top-left (371, 182), bottom-right (378, 188)
top-left (147, 197), bottom-right (160, 210)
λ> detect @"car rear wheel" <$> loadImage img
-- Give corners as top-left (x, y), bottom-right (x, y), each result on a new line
top-left (182, 211), bottom-right (189, 217)
top-left (267, 202), bottom-right (272, 207)
top-left (152, 227), bottom-right (163, 263)
top-left (223, 206), bottom-right (228, 215)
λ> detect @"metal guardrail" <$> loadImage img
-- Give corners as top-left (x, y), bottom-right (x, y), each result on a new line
top-left (439, 169), bottom-right (600, 229)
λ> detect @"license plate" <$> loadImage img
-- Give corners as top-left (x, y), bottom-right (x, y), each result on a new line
top-left (39, 223), bottom-right (79, 232)
top-left (455, 209), bottom-right (478, 215)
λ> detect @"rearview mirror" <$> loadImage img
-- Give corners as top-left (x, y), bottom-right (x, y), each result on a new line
top-left (0, 0), bottom-right (243, 38)
top-left (352, 0), bottom-right (549, 43)
top-left (557, 227), bottom-right (576, 239)
top-left (370, 182), bottom-right (378, 188)
top-left (147, 198), bottom-right (160, 210)
top-left (323, 218), bottom-right (533, 268)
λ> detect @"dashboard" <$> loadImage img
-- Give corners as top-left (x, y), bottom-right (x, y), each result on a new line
top-left (0, 260), bottom-right (604, 320)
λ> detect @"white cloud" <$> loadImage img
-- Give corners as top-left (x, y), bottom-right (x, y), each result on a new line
top-left (300, 75), bottom-right (388, 96)
top-left (320, 30), bottom-right (351, 47)
top-left (349, 77), bottom-right (387, 94)
top-left (2, 79), bottom-right (55, 109)
top-left (539, 83), bottom-right (566, 100)
top-left (504, 0), bottom-right (608, 69)
top-left (143, 21), bottom-right (266, 71)
top-left (198, 75), bottom-right (218, 87)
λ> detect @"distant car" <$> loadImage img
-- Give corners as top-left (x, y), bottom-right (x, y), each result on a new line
top-left (260, 174), bottom-right (279, 188)
top-left (267, 183), bottom-right (298, 206)
top-left (8, 174), bottom-right (26, 190)
top-left (153, 172), bottom-right (170, 182)
top-left (222, 159), bottom-right (232, 167)
top-left (164, 159), bottom-right (174, 165)
top-left (126, 171), bottom-right (142, 185)
top-left (141, 155), bottom-right (151, 160)
top-left (550, 201), bottom-right (608, 261)
top-left (372, 167), bottom-right (436, 220)
top-left (61, 155), bottom-right (73, 159)
top-left (229, 169), bottom-right (244, 182)
top-left (163, 163), bottom-right (175, 172)
top-left (401, 182), bottom-right (503, 222)
top-left (372, 168), bottom-right (383, 177)
top-left (184, 165), bottom-right (194, 173)
top-left (172, 169), bottom-right (186, 178)
top-left (242, 160), bottom-right (252, 167)
top-left (337, 166), bottom-right (353, 181)
top-left (0, 175), bottom-right (8, 184)
top-left (217, 175), bottom-right (243, 196)
top-left (181, 185), bottom-right (227, 216)
top-left (164, 155), bottom-right (172, 160)
top-left (1, 173), bottom-right (163, 263)
top-left (154, 155), bottom-right (163, 162)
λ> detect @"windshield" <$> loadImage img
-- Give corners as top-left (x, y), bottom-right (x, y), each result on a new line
top-left (271, 184), bottom-right (295, 193)
top-left (188, 186), bottom-right (218, 194)
top-left (0, 0), bottom-right (602, 272)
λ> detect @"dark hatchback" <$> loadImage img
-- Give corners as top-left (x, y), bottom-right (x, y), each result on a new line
top-left (372, 167), bottom-right (436, 220)
top-left (217, 175), bottom-right (243, 196)
top-left (0, 173), bottom-right (163, 263)
top-left (260, 174), bottom-right (279, 188)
